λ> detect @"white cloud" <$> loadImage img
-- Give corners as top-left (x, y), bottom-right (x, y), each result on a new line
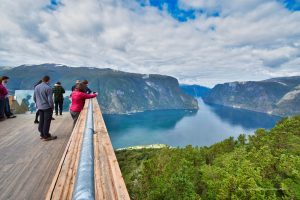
top-left (178, 0), bottom-right (219, 11)
top-left (0, 0), bottom-right (299, 87)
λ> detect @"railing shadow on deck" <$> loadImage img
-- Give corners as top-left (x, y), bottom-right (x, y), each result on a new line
top-left (46, 99), bottom-right (130, 200)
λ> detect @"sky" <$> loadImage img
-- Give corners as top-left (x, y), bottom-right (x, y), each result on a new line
top-left (0, 0), bottom-right (300, 87)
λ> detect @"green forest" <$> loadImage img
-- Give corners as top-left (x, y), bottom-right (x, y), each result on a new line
top-left (116, 116), bottom-right (300, 199)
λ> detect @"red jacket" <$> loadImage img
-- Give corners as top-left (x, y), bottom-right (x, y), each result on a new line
top-left (70, 90), bottom-right (97, 112)
top-left (0, 83), bottom-right (8, 99)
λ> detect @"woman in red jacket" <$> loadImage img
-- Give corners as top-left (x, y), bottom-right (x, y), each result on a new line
top-left (70, 83), bottom-right (97, 127)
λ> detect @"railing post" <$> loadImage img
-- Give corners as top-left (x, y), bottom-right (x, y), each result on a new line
top-left (72, 99), bottom-right (95, 200)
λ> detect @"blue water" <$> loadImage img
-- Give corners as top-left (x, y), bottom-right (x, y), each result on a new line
top-left (103, 99), bottom-right (282, 149)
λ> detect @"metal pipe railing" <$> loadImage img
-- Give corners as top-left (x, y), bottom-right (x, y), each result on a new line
top-left (72, 99), bottom-right (95, 200)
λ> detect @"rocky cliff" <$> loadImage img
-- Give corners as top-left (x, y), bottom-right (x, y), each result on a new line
top-left (0, 64), bottom-right (198, 114)
top-left (203, 76), bottom-right (300, 116)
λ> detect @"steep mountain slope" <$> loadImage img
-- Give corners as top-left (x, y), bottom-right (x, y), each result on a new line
top-left (203, 76), bottom-right (300, 116)
top-left (180, 84), bottom-right (211, 98)
top-left (0, 64), bottom-right (198, 114)
top-left (275, 85), bottom-right (300, 116)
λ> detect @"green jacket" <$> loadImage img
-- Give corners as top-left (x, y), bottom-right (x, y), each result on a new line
top-left (52, 85), bottom-right (65, 102)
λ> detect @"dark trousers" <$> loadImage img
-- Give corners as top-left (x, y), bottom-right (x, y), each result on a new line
top-left (0, 98), bottom-right (5, 119)
top-left (70, 111), bottom-right (80, 127)
top-left (39, 108), bottom-right (53, 138)
top-left (35, 110), bottom-right (39, 121)
top-left (55, 100), bottom-right (63, 115)
top-left (4, 98), bottom-right (13, 117)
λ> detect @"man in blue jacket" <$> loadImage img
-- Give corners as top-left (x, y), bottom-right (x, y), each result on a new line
top-left (34, 75), bottom-right (57, 141)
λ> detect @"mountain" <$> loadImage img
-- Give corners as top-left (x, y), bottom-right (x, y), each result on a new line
top-left (274, 85), bottom-right (300, 116)
top-left (0, 64), bottom-right (198, 114)
top-left (203, 76), bottom-right (300, 116)
top-left (180, 84), bottom-right (211, 98)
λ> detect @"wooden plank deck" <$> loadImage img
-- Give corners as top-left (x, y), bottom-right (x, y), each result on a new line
top-left (0, 113), bottom-right (73, 200)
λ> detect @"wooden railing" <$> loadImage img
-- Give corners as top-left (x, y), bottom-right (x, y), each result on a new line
top-left (46, 99), bottom-right (130, 200)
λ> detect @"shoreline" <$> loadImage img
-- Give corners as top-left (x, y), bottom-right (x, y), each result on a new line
top-left (115, 144), bottom-right (170, 151)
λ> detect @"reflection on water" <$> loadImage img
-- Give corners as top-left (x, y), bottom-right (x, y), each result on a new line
top-left (206, 103), bottom-right (281, 129)
top-left (103, 99), bottom-right (282, 149)
top-left (104, 109), bottom-right (197, 132)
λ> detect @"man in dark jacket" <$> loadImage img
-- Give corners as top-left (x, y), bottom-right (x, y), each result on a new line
top-left (71, 80), bottom-right (80, 91)
top-left (34, 75), bottom-right (57, 141)
top-left (53, 82), bottom-right (65, 116)
top-left (82, 80), bottom-right (92, 94)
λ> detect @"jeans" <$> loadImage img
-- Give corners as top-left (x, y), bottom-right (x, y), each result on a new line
top-left (38, 108), bottom-right (53, 138)
top-left (54, 100), bottom-right (63, 115)
top-left (0, 98), bottom-right (5, 119)
top-left (4, 97), bottom-right (13, 117)
top-left (70, 111), bottom-right (80, 128)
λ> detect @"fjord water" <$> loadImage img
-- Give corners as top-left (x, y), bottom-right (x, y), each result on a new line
top-left (103, 99), bottom-right (281, 149)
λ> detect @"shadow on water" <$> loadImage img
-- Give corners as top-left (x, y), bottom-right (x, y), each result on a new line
top-left (205, 102), bottom-right (282, 130)
top-left (103, 109), bottom-right (197, 133)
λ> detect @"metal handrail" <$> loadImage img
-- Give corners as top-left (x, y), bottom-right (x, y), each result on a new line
top-left (72, 99), bottom-right (95, 200)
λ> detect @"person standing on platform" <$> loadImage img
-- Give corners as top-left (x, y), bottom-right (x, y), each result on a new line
top-left (34, 76), bottom-right (57, 141)
top-left (71, 80), bottom-right (80, 91)
top-left (52, 82), bottom-right (65, 116)
top-left (82, 80), bottom-right (92, 94)
top-left (70, 83), bottom-right (97, 127)
top-left (1, 76), bottom-right (16, 119)
top-left (33, 80), bottom-right (42, 124)
top-left (0, 77), bottom-right (8, 121)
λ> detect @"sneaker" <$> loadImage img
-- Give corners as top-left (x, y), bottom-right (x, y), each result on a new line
top-left (43, 135), bottom-right (57, 141)
top-left (7, 115), bottom-right (16, 119)
top-left (51, 117), bottom-right (55, 120)
top-left (34, 120), bottom-right (39, 124)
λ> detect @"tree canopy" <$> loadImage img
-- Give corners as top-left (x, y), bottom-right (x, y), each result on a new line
top-left (116, 116), bottom-right (300, 199)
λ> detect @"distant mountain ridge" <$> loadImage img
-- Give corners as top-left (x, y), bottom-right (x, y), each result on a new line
top-left (0, 64), bottom-right (198, 114)
top-left (180, 84), bottom-right (211, 98)
top-left (203, 76), bottom-right (300, 116)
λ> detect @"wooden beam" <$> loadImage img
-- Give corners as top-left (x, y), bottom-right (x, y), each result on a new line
top-left (93, 99), bottom-right (130, 200)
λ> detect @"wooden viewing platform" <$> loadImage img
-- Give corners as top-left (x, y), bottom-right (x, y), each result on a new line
top-left (0, 99), bottom-right (130, 200)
